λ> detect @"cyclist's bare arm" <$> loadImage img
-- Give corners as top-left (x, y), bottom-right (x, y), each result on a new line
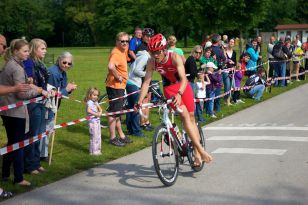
top-left (171, 52), bottom-right (188, 107)
top-left (137, 59), bottom-right (154, 105)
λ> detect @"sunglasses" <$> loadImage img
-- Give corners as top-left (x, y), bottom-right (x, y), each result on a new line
top-left (62, 61), bottom-right (72, 66)
top-left (119, 40), bottom-right (129, 44)
top-left (150, 50), bottom-right (164, 56)
top-left (195, 51), bottom-right (202, 54)
top-left (0, 43), bottom-right (7, 49)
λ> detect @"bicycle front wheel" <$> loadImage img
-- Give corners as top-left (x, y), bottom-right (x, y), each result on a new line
top-left (152, 124), bottom-right (179, 186)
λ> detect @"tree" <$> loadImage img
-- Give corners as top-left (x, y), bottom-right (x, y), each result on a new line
top-left (0, 0), bottom-right (54, 40)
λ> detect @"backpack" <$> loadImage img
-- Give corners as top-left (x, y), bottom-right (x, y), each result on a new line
top-left (272, 44), bottom-right (286, 60)
top-left (244, 75), bottom-right (256, 87)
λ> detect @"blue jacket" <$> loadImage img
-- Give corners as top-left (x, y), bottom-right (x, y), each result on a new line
top-left (246, 44), bottom-right (259, 71)
top-left (47, 65), bottom-right (69, 96)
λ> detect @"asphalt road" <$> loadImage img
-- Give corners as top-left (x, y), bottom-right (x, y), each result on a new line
top-left (2, 84), bottom-right (308, 205)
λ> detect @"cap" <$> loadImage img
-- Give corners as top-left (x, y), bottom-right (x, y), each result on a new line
top-left (206, 62), bottom-right (218, 69)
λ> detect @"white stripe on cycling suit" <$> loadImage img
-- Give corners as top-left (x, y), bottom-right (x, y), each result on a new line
top-left (204, 127), bottom-right (308, 131)
top-left (212, 148), bottom-right (287, 155)
top-left (207, 136), bottom-right (308, 142)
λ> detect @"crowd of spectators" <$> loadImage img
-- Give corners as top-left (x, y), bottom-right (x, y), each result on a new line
top-left (0, 29), bottom-right (307, 197)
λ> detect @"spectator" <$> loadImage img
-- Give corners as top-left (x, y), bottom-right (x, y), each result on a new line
top-left (222, 34), bottom-right (228, 48)
top-left (240, 52), bottom-right (251, 76)
top-left (233, 63), bottom-right (244, 104)
top-left (128, 27), bottom-right (142, 63)
top-left (267, 35), bottom-right (276, 78)
top-left (46, 51), bottom-right (77, 160)
top-left (167, 35), bottom-right (186, 63)
top-left (184, 45), bottom-right (202, 92)
top-left (195, 69), bottom-right (210, 122)
top-left (205, 62), bottom-right (221, 118)
top-left (256, 35), bottom-right (263, 65)
top-left (0, 34), bottom-right (31, 198)
top-left (126, 28), bottom-right (154, 136)
top-left (23, 39), bottom-right (50, 174)
top-left (84, 87), bottom-right (102, 155)
top-left (245, 39), bottom-right (260, 76)
top-left (0, 34), bottom-right (7, 59)
top-left (244, 67), bottom-right (267, 101)
top-left (293, 43), bottom-right (305, 81)
top-left (223, 38), bottom-right (236, 106)
top-left (285, 39), bottom-right (294, 84)
top-left (0, 39), bottom-right (45, 186)
top-left (211, 34), bottom-right (226, 69)
top-left (272, 36), bottom-right (291, 87)
top-left (106, 32), bottom-right (132, 147)
top-left (200, 47), bottom-right (217, 69)
top-left (295, 34), bottom-right (302, 47)
top-left (304, 37), bottom-right (308, 71)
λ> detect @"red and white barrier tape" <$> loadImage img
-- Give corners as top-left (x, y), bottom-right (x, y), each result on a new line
top-left (53, 104), bottom-right (160, 129)
top-left (0, 96), bottom-right (45, 112)
top-left (0, 131), bottom-right (50, 156)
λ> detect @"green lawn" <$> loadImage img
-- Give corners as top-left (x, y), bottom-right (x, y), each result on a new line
top-left (0, 46), bottom-right (307, 197)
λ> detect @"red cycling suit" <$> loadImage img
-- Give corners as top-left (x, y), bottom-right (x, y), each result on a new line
top-left (153, 51), bottom-right (194, 112)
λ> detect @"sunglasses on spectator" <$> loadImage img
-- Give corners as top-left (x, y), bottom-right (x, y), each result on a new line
top-left (195, 51), bottom-right (202, 54)
top-left (0, 43), bottom-right (7, 49)
top-left (118, 40), bottom-right (129, 44)
top-left (62, 61), bottom-right (72, 66)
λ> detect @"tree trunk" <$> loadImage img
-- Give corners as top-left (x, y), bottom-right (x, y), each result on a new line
top-left (239, 30), bottom-right (243, 55)
top-left (184, 30), bottom-right (188, 48)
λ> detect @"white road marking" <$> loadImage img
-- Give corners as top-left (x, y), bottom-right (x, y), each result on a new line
top-left (212, 148), bottom-right (287, 155)
top-left (204, 127), bottom-right (308, 131)
top-left (208, 136), bottom-right (308, 142)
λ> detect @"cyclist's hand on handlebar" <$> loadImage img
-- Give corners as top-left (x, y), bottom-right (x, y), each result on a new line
top-left (172, 94), bottom-right (182, 107)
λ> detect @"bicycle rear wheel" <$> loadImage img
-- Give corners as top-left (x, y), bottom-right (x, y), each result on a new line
top-left (152, 124), bottom-right (179, 186)
top-left (187, 123), bottom-right (206, 172)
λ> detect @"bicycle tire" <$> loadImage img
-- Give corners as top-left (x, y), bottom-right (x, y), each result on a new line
top-left (152, 124), bottom-right (179, 186)
top-left (187, 123), bottom-right (206, 172)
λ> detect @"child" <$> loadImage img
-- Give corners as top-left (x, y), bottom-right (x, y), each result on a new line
top-left (200, 47), bottom-right (218, 69)
top-left (85, 87), bottom-right (102, 155)
top-left (205, 62), bottom-right (221, 118)
top-left (240, 52), bottom-right (251, 76)
top-left (195, 69), bottom-right (210, 122)
top-left (233, 63), bottom-right (244, 104)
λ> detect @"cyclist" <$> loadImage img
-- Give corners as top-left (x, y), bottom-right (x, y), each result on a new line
top-left (136, 34), bottom-right (212, 166)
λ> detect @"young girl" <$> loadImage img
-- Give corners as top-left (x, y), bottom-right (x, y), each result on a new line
top-left (195, 69), bottom-right (210, 122)
top-left (85, 87), bottom-right (102, 155)
top-left (233, 63), bottom-right (244, 104)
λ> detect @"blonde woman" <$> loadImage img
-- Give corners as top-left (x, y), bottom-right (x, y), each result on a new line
top-left (23, 39), bottom-right (50, 175)
top-left (167, 35), bottom-right (186, 63)
top-left (0, 39), bottom-right (48, 186)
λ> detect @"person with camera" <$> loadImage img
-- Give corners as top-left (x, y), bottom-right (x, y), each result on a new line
top-left (272, 36), bottom-right (292, 87)
top-left (244, 67), bottom-right (269, 101)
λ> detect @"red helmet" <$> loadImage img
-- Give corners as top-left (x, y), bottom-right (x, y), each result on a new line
top-left (148, 33), bottom-right (167, 52)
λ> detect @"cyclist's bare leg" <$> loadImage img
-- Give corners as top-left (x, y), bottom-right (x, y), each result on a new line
top-left (188, 112), bottom-right (202, 164)
top-left (179, 106), bottom-right (212, 164)
top-left (188, 112), bottom-right (212, 165)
